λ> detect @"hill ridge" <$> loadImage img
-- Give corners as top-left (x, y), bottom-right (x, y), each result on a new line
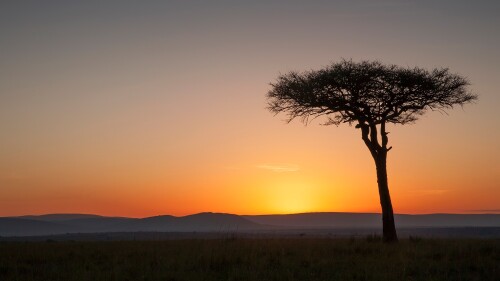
top-left (1, 212), bottom-right (499, 237)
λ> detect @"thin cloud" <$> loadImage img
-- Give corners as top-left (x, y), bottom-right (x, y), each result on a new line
top-left (256, 164), bottom-right (299, 172)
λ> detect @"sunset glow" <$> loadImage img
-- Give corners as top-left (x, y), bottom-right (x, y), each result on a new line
top-left (1, 1), bottom-right (499, 217)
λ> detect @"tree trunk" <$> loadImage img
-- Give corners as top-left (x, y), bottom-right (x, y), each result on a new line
top-left (374, 152), bottom-right (398, 242)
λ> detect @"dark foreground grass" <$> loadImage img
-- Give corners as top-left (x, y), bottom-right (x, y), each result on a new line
top-left (1, 237), bottom-right (499, 281)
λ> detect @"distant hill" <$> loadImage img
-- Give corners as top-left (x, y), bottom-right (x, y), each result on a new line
top-left (1, 212), bottom-right (499, 237)
top-left (0, 218), bottom-right (74, 236)
top-left (244, 213), bottom-right (381, 228)
top-left (0, 212), bottom-right (262, 236)
top-left (396, 214), bottom-right (500, 227)
top-left (243, 212), bottom-right (500, 228)
top-left (17, 214), bottom-right (106, 222)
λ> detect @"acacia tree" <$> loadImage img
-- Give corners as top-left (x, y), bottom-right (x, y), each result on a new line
top-left (267, 60), bottom-right (476, 242)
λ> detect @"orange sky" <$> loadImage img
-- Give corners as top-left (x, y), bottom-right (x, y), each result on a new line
top-left (0, 1), bottom-right (499, 217)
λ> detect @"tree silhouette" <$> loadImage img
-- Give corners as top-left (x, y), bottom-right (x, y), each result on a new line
top-left (267, 60), bottom-right (477, 242)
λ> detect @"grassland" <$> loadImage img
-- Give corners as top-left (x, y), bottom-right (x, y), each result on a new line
top-left (1, 237), bottom-right (498, 281)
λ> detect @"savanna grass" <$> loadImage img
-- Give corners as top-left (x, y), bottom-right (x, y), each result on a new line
top-left (0, 237), bottom-right (498, 281)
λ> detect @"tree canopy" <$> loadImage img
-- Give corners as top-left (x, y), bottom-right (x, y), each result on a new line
top-left (267, 60), bottom-right (477, 127)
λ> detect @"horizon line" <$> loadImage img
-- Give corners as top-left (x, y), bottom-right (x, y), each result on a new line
top-left (5, 210), bottom-right (500, 219)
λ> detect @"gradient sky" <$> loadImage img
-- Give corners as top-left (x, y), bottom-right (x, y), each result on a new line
top-left (1, 0), bottom-right (499, 217)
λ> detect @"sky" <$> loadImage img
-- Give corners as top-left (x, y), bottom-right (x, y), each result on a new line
top-left (1, 0), bottom-right (499, 217)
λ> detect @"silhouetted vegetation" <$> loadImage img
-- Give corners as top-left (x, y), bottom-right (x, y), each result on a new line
top-left (267, 60), bottom-right (477, 242)
top-left (1, 238), bottom-right (498, 280)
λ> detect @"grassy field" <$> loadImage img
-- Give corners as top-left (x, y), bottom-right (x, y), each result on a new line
top-left (0, 237), bottom-right (498, 281)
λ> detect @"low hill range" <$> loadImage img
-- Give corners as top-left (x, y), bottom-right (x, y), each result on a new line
top-left (1, 212), bottom-right (499, 237)
top-left (0, 213), bottom-right (259, 237)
